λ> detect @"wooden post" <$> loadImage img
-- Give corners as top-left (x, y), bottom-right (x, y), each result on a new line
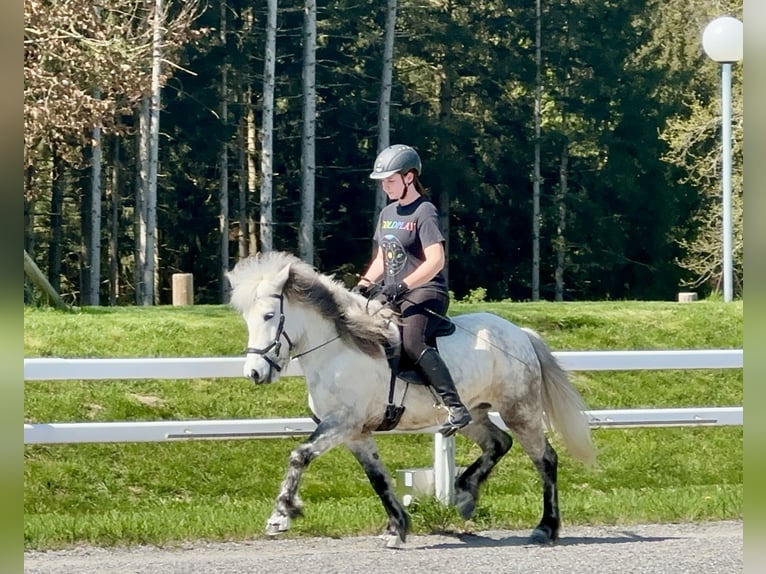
top-left (172, 273), bottom-right (194, 306)
top-left (23, 250), bottom-right (70, 310)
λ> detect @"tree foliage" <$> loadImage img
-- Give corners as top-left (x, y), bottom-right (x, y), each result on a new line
top-left (24, 0), bottom-right (203, 171)
top-left (23, 0), bottom-right (744, 304)
top-left (647, 0), bottom-right (744, 293)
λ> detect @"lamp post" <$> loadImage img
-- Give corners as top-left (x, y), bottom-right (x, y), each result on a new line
top-left (702, 16), bottom-right (743, 302)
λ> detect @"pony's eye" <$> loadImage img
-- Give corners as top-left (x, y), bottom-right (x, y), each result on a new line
top-left (264, 312), bottom-right (276, 321)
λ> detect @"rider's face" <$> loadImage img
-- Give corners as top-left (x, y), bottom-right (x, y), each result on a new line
top-left (380, 173), bottom-right (412, 201)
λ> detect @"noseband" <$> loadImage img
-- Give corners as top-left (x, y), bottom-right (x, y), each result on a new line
top-left (244, 294), bottom-right (294, 373)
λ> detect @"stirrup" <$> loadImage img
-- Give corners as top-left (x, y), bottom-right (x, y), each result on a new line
top-left (438, 408), bottom-right (472, 437)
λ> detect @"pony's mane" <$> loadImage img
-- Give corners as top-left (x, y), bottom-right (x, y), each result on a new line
top-left (227, 251), bottom-right (397, 358)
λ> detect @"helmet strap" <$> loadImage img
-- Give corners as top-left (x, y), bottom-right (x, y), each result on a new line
top-left (399, 173), bottom-right (411, 200)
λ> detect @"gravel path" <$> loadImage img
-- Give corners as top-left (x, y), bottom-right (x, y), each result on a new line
top-left (24, 520), bottom-right (743, 574)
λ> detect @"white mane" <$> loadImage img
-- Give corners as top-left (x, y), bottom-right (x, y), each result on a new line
top-left (227, 251), bottom-right (398, 358)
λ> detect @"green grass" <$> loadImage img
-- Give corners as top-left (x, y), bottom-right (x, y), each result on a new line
top-left (23, 301), bottom-right (742, 549)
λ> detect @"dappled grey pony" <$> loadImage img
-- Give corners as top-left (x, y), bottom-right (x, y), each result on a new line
top-left (227, 251), bottom-right (596, 547)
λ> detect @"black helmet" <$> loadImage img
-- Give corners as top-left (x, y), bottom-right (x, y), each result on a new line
top-left (369, 144), bottom-right (422, 180)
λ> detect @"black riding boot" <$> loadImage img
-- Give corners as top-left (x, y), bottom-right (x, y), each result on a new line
top-left (416, 347), bottom-right (472, 437)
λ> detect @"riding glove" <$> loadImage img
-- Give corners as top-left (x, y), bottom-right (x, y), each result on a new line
top-left (381, 281), bottom-right (409, 302)
top-left (350, 283), bottom-right (369, 297)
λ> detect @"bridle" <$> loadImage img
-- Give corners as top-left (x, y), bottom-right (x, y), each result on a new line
top-left (244, 293), bottom-right (341, 377)
top-left (244, 294), bottom-right (295, 374)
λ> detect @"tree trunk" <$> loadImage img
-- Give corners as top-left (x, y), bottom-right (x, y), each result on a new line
top-left (374, 0), bottom-right (397, 226)
top-left (260, 0), bottom-right (277, 254)
top-left (24, 166), bottom-right (36, 256)
top-left (438, 64), bottom-right (453, 287)
top-left (299, 0), bottom-right (316, 264)
top-left (88, 2), bottom-right (104, 306)
top-left (88, 90), bottom-right (103, 306)
top-left (248, 98), bottom-right (258, 256)
top-left (554, 141), bottom-right (568, 301)
top-left (143, 0), bottom-right (163, 305)
top-left (135, 97), bottom-right (150, 304)
top-left (48, 149), bottom-right (65, 294)
top-left (80, 148), bottom-right (93, 305)
top-left (236, 3), bottom-right (250, 261)
top-left (219, 0), bottom-right (230, 301)
top-left (109, 137), bottom-right (121, 305)
top-left (237, 111), bottom-right (249, 259)
top-left (24, 166), bottom-right (37, 303)
top-left (532, 0), bottom-right (542, 301)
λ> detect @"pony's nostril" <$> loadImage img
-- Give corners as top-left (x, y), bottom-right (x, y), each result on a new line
top-left (250, 369), bottom-right (260, 381)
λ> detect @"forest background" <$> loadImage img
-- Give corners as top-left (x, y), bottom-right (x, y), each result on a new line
top-left (22, 0), bottom-right (744, 306)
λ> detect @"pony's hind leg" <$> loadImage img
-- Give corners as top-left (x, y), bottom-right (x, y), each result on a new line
top-left (453, 413), bottom-right (513, 520)
top-left (347, 437), bottom-right (410, 548)
top-left (528, 439), bottom-right (559, 544)
top-left (507, 416), bottom-right (561, 544)
top-left (266, 419), bottom-right (345, 536)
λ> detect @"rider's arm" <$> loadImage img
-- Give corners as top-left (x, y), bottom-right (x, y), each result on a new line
top-left (358, 247), bottom-right (384, 287)
top-left (401, 242), bottom-right (445, 289)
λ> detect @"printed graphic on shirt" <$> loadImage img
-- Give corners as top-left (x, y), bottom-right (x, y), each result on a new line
top-left (381, 234), bottom-right (407, 277)
top-left (381, 220), bottom-right (416, 231)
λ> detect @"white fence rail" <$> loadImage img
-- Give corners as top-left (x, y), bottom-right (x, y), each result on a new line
top-left (23, 407), bottom-right (744, 446)
top-left (24, 350), bottom-right (743, 505)
top-left (24, 349), bottom-right (743, 382)
top-left (24, 350), bottom-right (743, 446)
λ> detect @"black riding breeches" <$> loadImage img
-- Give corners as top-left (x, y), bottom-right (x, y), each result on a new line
top-left (398, 288), bottom-right (450, 364)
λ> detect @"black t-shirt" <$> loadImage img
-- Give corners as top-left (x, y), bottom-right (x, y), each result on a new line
top-left (373, 196), bottom-right (448, 291)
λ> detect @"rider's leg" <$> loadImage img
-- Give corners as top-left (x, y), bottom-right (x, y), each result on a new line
top-left (415, 347), bottom-right (472, 436)
top-left (399, 290), bottom-right (472, 437)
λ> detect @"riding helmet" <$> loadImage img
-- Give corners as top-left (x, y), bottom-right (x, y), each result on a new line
top-left (369, 144), bottom-right (422, 180)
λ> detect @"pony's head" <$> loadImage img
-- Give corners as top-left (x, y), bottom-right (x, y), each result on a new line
top-left (227, 252), bottom-right (297, 383)
top-left (227, 251), bottom-right (400, 385)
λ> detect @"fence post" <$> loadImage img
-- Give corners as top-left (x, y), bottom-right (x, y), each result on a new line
top-left (172, 273), bottom-right (194, 306)
top-left (433, 433), bottom-right (456, 504)
top-left (677, 292), bottom-right (698, 302)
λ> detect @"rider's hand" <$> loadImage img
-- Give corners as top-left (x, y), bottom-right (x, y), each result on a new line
top-left (351, 283), bottom-right (370, 297)
top-left (381, 281), bottom-right (409, 302)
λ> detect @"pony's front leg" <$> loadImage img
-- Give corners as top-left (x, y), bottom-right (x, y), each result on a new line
top-left (347, 437), bottom-right (410, 548)
top-left (266, 419), bottom-right (345, 536)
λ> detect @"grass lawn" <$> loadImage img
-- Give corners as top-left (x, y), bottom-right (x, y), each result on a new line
top-left (24, 301), bottom-right (742, 549)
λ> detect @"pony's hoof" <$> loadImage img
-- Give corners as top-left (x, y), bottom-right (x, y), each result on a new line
top-left (455, 490), bottom-right (476, 520)
top-left (382, 534), bottom-right (402, 549)
top-left (265, 514), bottom-right (291, 536)
top-left (528, 526), bottom-right (557, 545)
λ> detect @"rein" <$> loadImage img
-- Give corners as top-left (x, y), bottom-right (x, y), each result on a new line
top-left (292, 335), bottom-right (341, 360)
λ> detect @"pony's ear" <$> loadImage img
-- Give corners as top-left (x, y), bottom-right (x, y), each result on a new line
top-left (273, 262), bottom-right (292, 293)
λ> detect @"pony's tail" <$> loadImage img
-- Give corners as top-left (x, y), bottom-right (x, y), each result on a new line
top-left (523, 328), bottom-right (598, 467)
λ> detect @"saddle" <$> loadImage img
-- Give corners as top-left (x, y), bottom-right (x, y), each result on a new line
top-left (376, 316), bottom-right (456, 431)
top-left (389, 319), bottom-right (455, 385)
